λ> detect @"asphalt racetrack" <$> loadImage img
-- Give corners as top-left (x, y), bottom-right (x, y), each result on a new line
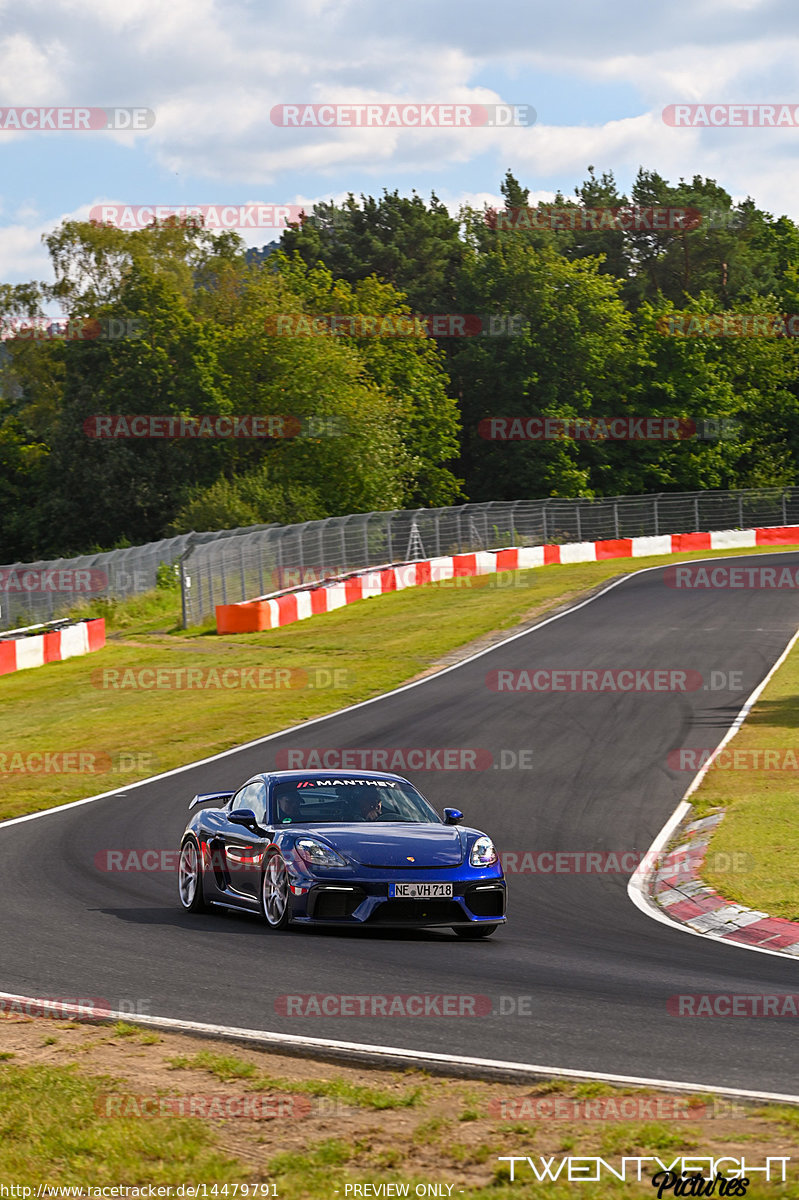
top-left (2, 553), bottom-right (799, 1094)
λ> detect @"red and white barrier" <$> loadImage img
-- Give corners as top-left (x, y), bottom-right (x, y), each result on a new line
top-left (0, 617), bottom-right (105, 677)
top-left (216, 525), bottom-right (799, 634)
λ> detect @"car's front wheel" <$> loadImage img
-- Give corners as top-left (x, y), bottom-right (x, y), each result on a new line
top-left (453, 924), bottom-right (498, 939)
top-left (178, 838), bottom-right (208, 912)
top-left (261, 852), bottom-right (291, 930)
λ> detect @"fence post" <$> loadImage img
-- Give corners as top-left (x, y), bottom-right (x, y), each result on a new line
top-left (694, 496), bottom-right (699, 531)
top-left (738, 494), bottom-right (743, 528)
top-left (239, 540), bottom-right (246, 601)
top-left (783, 493), bottom-right (788, 525)
top-left (386, 512), bottom-right (394, 563)
top-left (179, 539), bottom-right (195, 629)
top-left (613, 501), bottom-right (619, 539)
top-left (576, 504), bottom-right (582, 542)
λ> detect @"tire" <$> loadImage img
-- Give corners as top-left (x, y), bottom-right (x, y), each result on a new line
top-left (178, 838), bottom-right (208, 913)
top-left (453, 924), bottom-right (498, 939)
top-left (261, 851), bottom-right (291, 930)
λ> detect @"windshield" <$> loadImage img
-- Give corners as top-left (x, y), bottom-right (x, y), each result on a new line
top-left (271, 778), bottom-right (442, 825)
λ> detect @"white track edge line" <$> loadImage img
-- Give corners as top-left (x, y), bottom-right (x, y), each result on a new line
top-left (628, 625), bottom-right (799, 961)
top-left (0, 993), bottom-right (796, 1105)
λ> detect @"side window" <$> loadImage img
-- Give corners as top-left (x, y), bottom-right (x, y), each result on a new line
top-left (231, 781), bottom-right (267, 824)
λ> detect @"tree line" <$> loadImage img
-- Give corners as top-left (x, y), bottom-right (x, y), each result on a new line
top-left (2, 166), bottom-right (799, 560)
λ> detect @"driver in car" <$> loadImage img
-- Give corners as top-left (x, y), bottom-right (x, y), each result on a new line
top-left (279, 793), bottom-right (302, 823)
top-left (360, 794), bottom-right (382, 821)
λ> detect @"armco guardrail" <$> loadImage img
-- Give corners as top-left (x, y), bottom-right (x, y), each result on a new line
top-left (3, 487), bottom-right (799, 631)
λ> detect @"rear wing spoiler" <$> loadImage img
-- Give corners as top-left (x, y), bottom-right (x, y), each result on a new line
top-left (190, 790), bottom-right (234, 810)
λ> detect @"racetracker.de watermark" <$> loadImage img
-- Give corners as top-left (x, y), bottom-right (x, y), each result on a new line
top-left (0, 107), bottom-right (155, 130)
top-left (0, 750), bottom-right (157, 775)
top-left (487, 206), bottom-right (701, 232)
top-left (95, 1093), bottom-right (311, 1119)
top-left (488, 1096), bottom-right (746, 1121)
top-left (657, 313), bottom-right (799, 337)
top-left (274, 748), bottom-right (493, 770)
top-left (499, 849), bottom-right (751, 875)
top-left (665, 564), bottom-right (799, 589)
top-left (89, 204), bottom-right (308, 229)
top-left (274, 994), bottom-right (534, 1017)
top-left (270, 103), bottom-right (535, 127)
top-left (669, 747), bottom-right (799, 772)
top-left (669, 994), bottom-right (799, 1016)
top-left (486, 668), bottom-right (704, 692)
top-left (264, 313), bottom-right (525, 337)
top-left (663, 103), bottom-right (799, 127)
top-left (83, 414), bottom-right (302, 439)
top-left (90, 666), bottom-right (354, 690)
top-left (476, 416), bottom-right (733, 441)
top-left (0, 318), bottom-right (145, 341)
top-left (0, 995), bottom-right (150, 1019)
top-left (0, 567), bottom-right (107, 593)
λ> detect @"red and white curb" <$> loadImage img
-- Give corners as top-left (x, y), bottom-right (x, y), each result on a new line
top-left (628, 624), bottom-right (799, 961)
top-left (654, 813), bottom-right (799, 953)
top-left (0, 617), bottom-right (105, 677)
top-left (216, 524), bottom-right (799, 634)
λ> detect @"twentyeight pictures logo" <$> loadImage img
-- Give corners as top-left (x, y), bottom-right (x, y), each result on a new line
top-left (270, 103), bottom-right (535, 127)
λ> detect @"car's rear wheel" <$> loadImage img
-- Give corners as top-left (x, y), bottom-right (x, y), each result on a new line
top-left (453, 924), bottom-right (498, 939)
top-left (261, 852), bottom-right (291, 930)
top-left (178, 838), bottom-right (208, 912)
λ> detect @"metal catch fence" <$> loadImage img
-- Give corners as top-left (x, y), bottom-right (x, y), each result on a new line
top-left (179, 488), bottom-right (799, 627)
top-left (1, 488), bottom-right (797, 632)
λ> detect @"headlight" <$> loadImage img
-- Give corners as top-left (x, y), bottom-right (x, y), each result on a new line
top-left (295, 838), bottom-right (347, 868)
top-left (470, 836), bottom-right (498, 867)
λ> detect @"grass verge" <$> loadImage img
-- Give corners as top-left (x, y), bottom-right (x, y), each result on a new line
top-left (692, 630), bottom-right (799, 919)
top-left (0, 1019), bottom-right (796, 1196)
top-left (2, 544), bottom-right (797, 822)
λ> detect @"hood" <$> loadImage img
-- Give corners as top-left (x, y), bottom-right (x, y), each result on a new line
top-left (303, 823), bottom-right (464, 868)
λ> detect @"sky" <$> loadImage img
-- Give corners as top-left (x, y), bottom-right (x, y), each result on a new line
top-left (2, 0), bottom-right (799, 292)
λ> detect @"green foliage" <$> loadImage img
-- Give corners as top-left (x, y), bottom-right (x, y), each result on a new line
top-left (4, 168), bottom-right (799, 559)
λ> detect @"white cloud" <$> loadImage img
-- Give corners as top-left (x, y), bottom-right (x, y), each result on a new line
top-left (4, 0), bottom-right (799, 282)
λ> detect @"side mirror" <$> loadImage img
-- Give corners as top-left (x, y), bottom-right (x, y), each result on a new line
top-left (228, 808), bottom-right (260, 830)
top-left (443, 807), bottom-right (464, 825)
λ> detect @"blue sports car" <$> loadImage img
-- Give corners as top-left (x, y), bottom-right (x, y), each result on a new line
top-left (177, 769), bottom-right (506, 937)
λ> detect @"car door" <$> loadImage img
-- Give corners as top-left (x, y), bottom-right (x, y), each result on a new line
top-left (219, 780), bottom-right (269, 902)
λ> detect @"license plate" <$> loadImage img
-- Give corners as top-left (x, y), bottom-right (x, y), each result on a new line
top-left (389, 882), bottom-right (453, 898)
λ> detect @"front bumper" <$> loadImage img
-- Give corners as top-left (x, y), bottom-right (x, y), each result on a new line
top-left (292, 875), bottom-right (507, 927)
